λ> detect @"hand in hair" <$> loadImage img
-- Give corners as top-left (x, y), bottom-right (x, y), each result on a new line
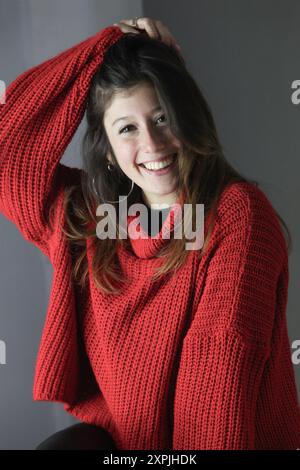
top-left (113, 17), bottom-right (182, 54)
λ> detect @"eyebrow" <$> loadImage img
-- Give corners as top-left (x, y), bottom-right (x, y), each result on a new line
top-left (112, 106), bottom-right (162, 127)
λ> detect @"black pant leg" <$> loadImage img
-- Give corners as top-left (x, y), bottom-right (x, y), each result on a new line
top-left (35, 422), bottom-right (117, 450)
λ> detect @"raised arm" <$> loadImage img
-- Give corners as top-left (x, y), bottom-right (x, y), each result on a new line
top-left (0, 25), bottom-right (124, 256)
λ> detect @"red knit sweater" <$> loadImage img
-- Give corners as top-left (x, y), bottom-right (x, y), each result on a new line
top-left (1, 25), bottom-right (300, 450)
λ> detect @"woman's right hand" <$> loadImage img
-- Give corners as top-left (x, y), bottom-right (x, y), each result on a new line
top-left (113, 17), bottom-right (182, 54)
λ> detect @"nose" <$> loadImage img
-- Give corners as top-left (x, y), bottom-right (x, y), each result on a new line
top-left (140, 124), bottom-right (167, 153)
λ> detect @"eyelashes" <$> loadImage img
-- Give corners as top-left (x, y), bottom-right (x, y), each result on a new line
top-left (119, 115), bottom-right (167, 134)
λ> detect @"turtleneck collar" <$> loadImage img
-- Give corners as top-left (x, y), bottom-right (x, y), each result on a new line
top-left (126, 190), bottom-right (186, 259)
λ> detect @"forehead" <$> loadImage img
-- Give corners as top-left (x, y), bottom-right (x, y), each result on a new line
top-left (106, 83), bottom-right (160, 115)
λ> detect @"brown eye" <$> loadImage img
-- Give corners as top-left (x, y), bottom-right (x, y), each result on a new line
top-left (119, 125), bottom-right (135, 134)
top-left (157, 114), bottom-right (166, 123)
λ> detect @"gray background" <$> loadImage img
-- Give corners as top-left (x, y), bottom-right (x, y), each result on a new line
top-left (0, 0), bottom-right (299, 449)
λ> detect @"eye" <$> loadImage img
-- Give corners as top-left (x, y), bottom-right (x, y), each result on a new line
top-left (156, 114), bottom-right (167, 124)
top-left (119, 115), bottom-right (167, 134)
top-left (119, 124), bottom-right (135, 134)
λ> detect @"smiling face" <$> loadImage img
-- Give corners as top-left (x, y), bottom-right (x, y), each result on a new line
top-left (103, 82), bottom-right (182, 208)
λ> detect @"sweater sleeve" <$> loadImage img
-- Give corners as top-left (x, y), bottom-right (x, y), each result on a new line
top-left (172, 183), bottom-right (291, 450)
top-left (0, 25), bottom-right (124, 257)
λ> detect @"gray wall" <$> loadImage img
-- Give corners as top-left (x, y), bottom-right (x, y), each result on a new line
top-left (0, 0), bottom-right (299, 449)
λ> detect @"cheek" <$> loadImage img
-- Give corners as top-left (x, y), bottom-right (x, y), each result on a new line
top-left (114, 147), bottom-right (137, 171)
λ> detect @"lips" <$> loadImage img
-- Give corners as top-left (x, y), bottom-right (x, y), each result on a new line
top-left (138, 153), bottom-right (178, 176)
top-left (138, 153), bottom-right (177, 168)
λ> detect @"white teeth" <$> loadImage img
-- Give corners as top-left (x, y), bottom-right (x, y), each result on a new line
top-left (143, 154), bottom-right (175, 170)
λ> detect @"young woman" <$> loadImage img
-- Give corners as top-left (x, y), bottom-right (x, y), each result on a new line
top-left (1, 16), bottom-right (299, 450)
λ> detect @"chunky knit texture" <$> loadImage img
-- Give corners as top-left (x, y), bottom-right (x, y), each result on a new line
top-left (1, 26), bottom-right (300, 450)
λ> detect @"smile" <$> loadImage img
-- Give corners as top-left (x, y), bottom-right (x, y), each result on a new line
top-left (138, 153), bottom-right (177, 176)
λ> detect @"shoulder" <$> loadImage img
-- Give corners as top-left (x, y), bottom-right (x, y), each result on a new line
top-left (217, 181), bottom-right (277, 221)
top-left (215, 181), bottom-right (287, 259)
top-left (217, 181), bottom-right (283, 232)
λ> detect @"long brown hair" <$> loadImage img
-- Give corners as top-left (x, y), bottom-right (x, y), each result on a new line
top-left (59, 32), bottom-right (292, 295)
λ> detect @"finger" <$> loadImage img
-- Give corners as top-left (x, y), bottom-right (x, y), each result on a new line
top-left (155, 21), bottom-right (181, 50)
top-left (128, 17), bottom-right (161, 39)
top-left (114, 19), bottom-right (181, 53)
top-left (113, 22), bottom-right (140, 34)
top-left (136, 18), bottom-right (181, 51)
top-left (147, 19), bottom-right (162, 40)
top-left (117, 19), bottom-right (144, 31)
